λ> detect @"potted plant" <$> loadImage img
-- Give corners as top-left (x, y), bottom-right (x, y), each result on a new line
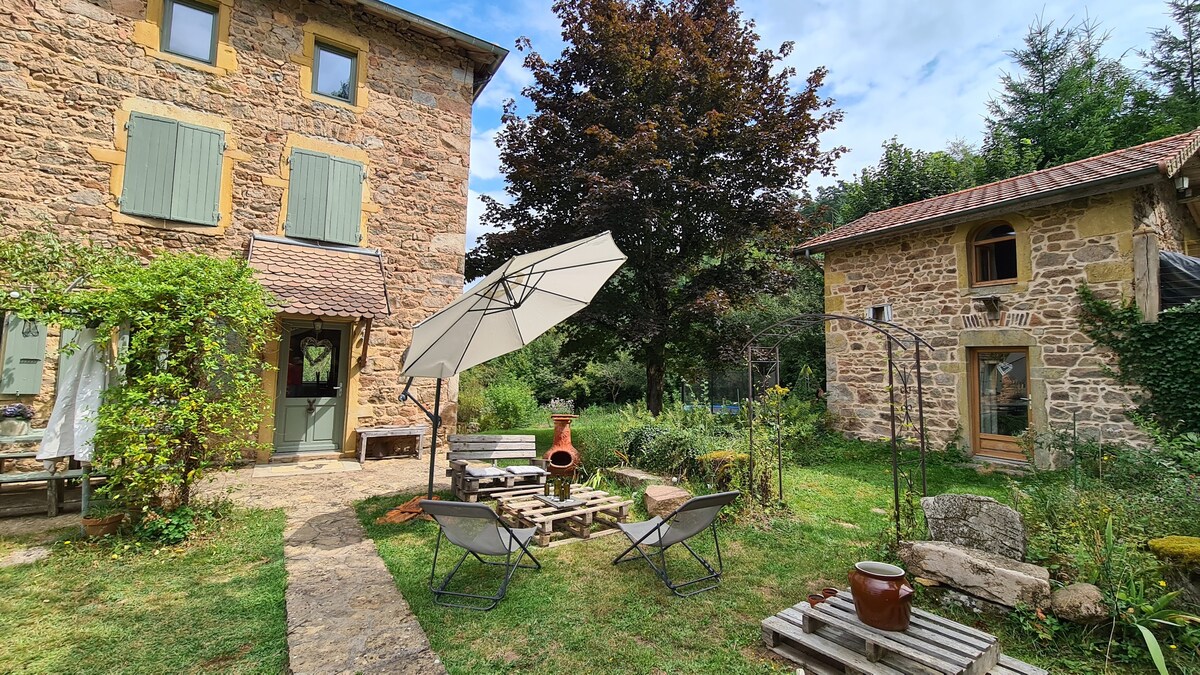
top-left (82, 501), bottom-right (125, 537)
top-left (0, 403), bottom-right (34, 436)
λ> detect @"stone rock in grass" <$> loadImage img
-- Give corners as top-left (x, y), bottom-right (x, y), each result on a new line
top-left (0, 546), bottom-right (51, 568)
top-left (644, 485), bottom-right (691, 518)
top-left (1050, 583), bottom-right (1109, 624)
top-left (899, 540), bottom-right (1051, 609)
top-left (608, 467), bottom-right (663, 490)
top-left (921, 494), bottom-right (1026, 561)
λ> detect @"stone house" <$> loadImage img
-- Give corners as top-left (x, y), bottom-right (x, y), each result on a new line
top-left (802, 131), bottom-right (1200, 466)
top-left (0, 0), bottom-right (506, 461)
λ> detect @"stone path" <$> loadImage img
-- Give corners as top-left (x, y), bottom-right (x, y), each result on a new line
top-left (206, 456), bottom-right (451, 674)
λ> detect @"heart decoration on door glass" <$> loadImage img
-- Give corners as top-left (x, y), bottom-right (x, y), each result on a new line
top-left (995, 361), bottom-right (1014, 376)
top-left (300, 336), bottom-right (333, 367)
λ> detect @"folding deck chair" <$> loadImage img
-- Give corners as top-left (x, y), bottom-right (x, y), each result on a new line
top-left (420, 499), bottom-right (541, 610)
top-left (612, 491), bottom-right (740, 597)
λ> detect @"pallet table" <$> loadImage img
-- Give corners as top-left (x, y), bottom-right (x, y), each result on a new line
top-left (495, 484), bottom-right (633, 547)
top-left (762, 590), bottom-right (1047, 675)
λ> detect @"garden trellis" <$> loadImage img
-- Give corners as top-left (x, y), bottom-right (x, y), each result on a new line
top-left (742, 314), bottom-right (933, 542)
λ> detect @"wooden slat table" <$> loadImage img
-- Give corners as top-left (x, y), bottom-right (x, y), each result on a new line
top-left (495, 484), bottom-right (633, 548)
top-left (762, 590), bottom-right (1047, 675)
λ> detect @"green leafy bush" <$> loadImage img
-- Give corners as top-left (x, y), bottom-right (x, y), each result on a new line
top-left (479, 377), bottom-right (540, 430)
top-left (134, 506), bottom-right (203, 544)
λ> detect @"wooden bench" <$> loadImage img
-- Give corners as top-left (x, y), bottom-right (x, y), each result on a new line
top-left (0, 468), bottom-right (106, 517)
top-left (355, 425), bottom-right (427, 462)
top-left (0, 451), bottom-right (37, 473)
top-left (446, 434), bottom-right (547, 502)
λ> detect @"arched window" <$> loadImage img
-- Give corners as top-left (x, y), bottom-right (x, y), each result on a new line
top-left (971, 222), bottom-right (1018, 285)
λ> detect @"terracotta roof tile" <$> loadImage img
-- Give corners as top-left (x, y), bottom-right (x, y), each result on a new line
top-left (247, 235), bottom-right (391, 319)
top-left (802, 129), bottom-right (1200, 251)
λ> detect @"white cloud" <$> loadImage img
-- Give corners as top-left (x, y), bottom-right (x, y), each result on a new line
top-left (470, 125), bottom-right (503, 181)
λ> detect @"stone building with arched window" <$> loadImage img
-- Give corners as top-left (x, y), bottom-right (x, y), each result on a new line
top-left (802, 131), bottom-right (1200, 468)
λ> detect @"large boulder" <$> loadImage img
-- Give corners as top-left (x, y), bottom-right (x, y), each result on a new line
top-left (921, 494), bottom-right (1026, 561)
top-left (608, 467), bottom-right (663, 490)
top-left (1050, 583), bottom-right (1109, 624)
top-left (644, 485), bottom-right (691, 518)
top-left (899, 540), bottom-right (1051, 609)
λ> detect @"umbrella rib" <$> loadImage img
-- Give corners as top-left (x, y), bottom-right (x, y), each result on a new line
top-left (504, 236), bottom-right (617, 276)
top-left (515, 257), bottom-right (628, 277)
top-left (403, 291), bottom-right (494, 372)
top-left (526, 287), bottom-right (591, 305)
top-left (450, 300), bottom-right (490, 376)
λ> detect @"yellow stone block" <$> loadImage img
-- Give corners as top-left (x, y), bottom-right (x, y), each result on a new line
top-left (1085, 261), bottom-right (1133, 283)
top-left (1076, 195), bottom-right (1133, 237)
top-left (825, 295), bottom-right (845, 312)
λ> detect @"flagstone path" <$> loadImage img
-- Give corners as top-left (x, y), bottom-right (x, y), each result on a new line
top-left (207, 456), bottom-right (451, 675)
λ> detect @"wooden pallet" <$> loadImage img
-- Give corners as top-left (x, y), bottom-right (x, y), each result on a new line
top-left (496, 484), bottom-right (633, 547)
top-left (762, 591), bottom-right (1046, 675)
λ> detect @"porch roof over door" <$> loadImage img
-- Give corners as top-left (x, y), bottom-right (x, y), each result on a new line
top-left (247, 233), bottom-right (391, 319)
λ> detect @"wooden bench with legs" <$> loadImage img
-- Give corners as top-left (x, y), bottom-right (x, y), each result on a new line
top-left (0, 468), bottom-right (106, 517)
top-left (446, 435), bottom-right (548, 502)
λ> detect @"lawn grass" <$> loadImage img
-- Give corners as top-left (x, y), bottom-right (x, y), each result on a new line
top-left (0, 507), bottom-right (288, 674)
top-left (357, 446), bottom-right (1016, 674)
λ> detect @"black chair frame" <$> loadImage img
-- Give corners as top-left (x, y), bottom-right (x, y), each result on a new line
top-left (611, 491), bottom-right (738, 597)
top-left (427, 512), bottom-right (541, 611)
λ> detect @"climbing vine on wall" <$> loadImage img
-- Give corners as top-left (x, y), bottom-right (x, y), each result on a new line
top-left (1077, 285), bottom-right (1200, 435)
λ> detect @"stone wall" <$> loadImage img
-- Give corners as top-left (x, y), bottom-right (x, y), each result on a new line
top-left (822, 184), bottom-right (1198, 464)
top-left (0, 0), bottom-right (475, 445)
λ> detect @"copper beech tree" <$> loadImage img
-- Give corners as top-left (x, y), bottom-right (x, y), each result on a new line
top-left (468, 0), bottom-right (842, 414)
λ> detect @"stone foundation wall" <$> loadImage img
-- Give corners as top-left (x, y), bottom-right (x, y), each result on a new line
top-left (0, 0), bottom-right (474, 448)
top-left (822, 185), bottom-right (1198, 464)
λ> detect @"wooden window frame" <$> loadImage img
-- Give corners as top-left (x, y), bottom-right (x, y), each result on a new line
top-left (968, 346), bottom-right (1031, 463)
top-left (160, 0), bottom-right (219, 65)
top-left (970, 223), bottom-right (1019, 287)
top-left (312, 42), bottom-right (358, 105)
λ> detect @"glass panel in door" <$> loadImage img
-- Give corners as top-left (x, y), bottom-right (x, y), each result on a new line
top-left (277, 324), bottom-right (346, 453)
top-left (973, 349), bottom-right (1029, 461)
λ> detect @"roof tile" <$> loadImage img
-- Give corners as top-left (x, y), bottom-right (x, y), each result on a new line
top-left (803, 129), bottom-right (1200, 251)
top-left (247, 236), bottom-right (391, 319)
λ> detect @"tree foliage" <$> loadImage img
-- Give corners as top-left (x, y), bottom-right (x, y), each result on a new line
top-left (985, 17), bottom-right (1159, 170)
top-left (0, 232), bottom-right (276, 512)
top-left (1077, 286), bottom-right (1200, 436)
top-left (468, 0), bottom-right (842, 414)
top-left (1142, 0), bottom-right (1200, 133)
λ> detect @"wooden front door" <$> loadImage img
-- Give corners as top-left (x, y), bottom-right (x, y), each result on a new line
top-left (969, 348), bottom-right (1030, 462)
top-left (274, 322), bottom-right (348, 454)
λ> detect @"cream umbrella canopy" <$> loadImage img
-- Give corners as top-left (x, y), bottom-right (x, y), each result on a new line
top-left (400, 231), bottom-right (627, 497)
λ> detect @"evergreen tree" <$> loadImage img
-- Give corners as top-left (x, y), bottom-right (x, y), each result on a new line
top-left (1142, 0), bottom-right (1200, 132)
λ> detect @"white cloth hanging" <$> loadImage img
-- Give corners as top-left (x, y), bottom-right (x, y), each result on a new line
top-left (37, 328), bottom-right (105, 465)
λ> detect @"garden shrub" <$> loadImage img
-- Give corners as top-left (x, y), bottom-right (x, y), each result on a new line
top-left (479, 377), bottom-right (540, 430)
top-left (573, 421), bottom-right (624, 473)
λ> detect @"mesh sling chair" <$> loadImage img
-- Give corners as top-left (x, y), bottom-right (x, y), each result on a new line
top-left (612, 491), bottom-right (740, 597)
top-left (420, 500), bottom-right (541, 610)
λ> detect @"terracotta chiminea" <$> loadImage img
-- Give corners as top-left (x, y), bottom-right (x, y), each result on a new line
top-left (546, 414), bottom-right (581, 476)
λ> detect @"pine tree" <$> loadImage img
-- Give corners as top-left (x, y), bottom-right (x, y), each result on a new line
top-left (1142, 0), bottom-right (1200, 132)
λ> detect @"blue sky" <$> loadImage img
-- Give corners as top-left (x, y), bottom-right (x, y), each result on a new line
top-left (389, 0), bottom-right (1176, 249)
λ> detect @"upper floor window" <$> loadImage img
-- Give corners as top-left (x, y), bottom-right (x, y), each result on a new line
top-left (313, 42), bottom-right (356, 103)
top-left (971, 222), bottom-right (1018, 286)
top-left (121, 112), bottom-right (225, 227)
top-left (161, 0), bottom-right (218, 64)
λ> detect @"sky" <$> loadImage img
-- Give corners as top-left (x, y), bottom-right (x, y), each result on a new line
top-left (389, 0), bottom-right (1177, 250)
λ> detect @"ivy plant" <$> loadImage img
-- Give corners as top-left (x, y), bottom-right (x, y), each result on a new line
top-left (1077, 285), bottom-right (1200, 435)
top-left (0, 232), bottom-right (276, 512)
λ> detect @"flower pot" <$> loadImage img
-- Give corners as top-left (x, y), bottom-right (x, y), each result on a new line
top-left (0, 418), bottom-right (30, 437)
top-left (546, 414), bottom-right (580, 477)
top-left (848, 561), bottom-right (914, 631)
top-left (82, 513), bottom-right (124, 538)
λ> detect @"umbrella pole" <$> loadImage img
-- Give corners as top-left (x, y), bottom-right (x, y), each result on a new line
top-left (426, 378), bottom-right (442, 499)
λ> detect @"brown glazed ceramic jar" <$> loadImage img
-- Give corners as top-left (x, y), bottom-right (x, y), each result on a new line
top-left (848, 561), bottom-right (914, 631)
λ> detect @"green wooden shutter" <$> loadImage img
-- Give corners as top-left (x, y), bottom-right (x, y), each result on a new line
top-left (286, 149), bottom-right (330, 240)
top-left (324, 157), bottom-right (364, 245)
top-left (0, 314), bottom-right (48, 395)
top-left (121, 113), bottom-right (178, 219)
top-left (170, 123), bottom-right (224, 226)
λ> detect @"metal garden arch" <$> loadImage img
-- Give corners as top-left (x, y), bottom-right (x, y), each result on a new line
top-left (743, 314), bottom-right (934, 542)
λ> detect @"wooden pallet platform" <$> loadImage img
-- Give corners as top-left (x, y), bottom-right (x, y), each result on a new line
top-left (762, 591), bottom-right (1046, 675)
top-left (496, 484), bottom-right (632, 547)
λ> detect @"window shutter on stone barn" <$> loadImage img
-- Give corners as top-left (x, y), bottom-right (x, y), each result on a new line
top-left (324, 157), bottom-right (364, 245)
top-left (285, 149), bottom-right (331, 241)
top-left (0, 314), bottom-right (48, 396)
top-left (170, 123), bottom-right (224, 226)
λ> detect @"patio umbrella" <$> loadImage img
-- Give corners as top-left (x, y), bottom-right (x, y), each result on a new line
top-left (400, 231), bottom-right (627, 497)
